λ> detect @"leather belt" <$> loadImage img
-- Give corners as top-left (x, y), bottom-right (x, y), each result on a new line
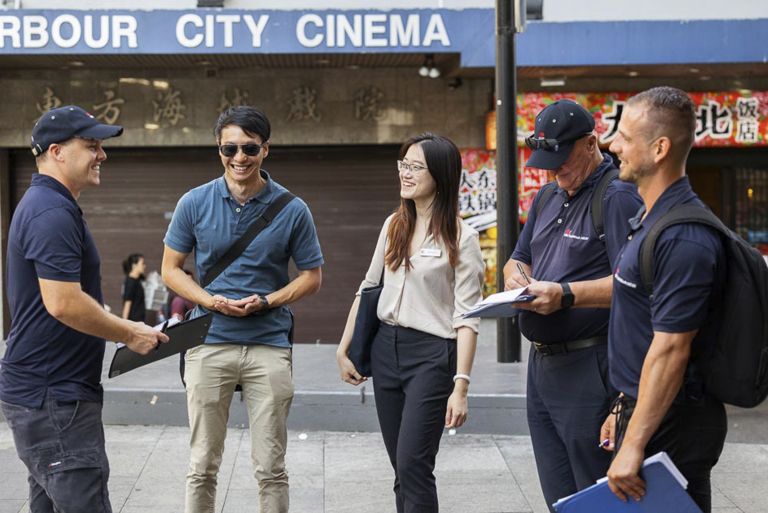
top-left (532, 335), bottom-right (607, 356)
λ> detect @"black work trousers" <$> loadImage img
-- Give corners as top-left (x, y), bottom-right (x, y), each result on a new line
top-left (526, 343), bottom-right (613, 512)
top-left (371, 323), bottom-right (457, 513)
top-left (615, 394), bottom-right (727, 513)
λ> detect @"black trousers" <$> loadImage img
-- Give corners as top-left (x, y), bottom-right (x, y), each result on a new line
top-left (1, 394), bottom-right (112, 513)
top-left (371, 323), bottom-right (457, 513)
top-left (526, 343), bottom-right (613, 512)
top-left (615, 394), bottom-right (727, 513)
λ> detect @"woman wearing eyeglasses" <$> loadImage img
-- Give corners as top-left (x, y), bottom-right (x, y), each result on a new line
top-left (336, 133), bottom-right (484, 513)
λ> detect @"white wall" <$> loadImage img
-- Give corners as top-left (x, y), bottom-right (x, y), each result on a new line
top-left (7, 0), bottom-right (494, 9)
top-left (543, 0), bottom-right (768, 21)
top-left (6, 0), bottom-right (768, 21)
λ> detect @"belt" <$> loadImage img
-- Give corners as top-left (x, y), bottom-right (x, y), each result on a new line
top-left (532, 335), bottom-right (607, 356)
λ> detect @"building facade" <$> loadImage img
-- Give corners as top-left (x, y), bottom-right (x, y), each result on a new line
top-left (1, 0), bottom-right (767, 341)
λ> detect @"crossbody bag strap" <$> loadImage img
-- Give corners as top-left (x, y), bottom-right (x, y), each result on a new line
top-left (201, 191), bottom-right (295, 288)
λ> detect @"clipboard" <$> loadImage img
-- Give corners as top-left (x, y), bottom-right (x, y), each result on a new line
top-left (108, 313), bottom-right (212, 378)
top-left (553, 451), bottom-right (701, 513)
top-left (461, 287), bottom-right (535, 318)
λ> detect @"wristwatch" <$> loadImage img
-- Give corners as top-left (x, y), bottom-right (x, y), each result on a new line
top-left (560, 282), bottom-right (575, 309)
top-left (259, 295), bottom-right (270, 309)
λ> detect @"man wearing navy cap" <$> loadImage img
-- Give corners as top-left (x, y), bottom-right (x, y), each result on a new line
top-left (603, 87), bottom-right (726, 513)
top-left (0, 106), bottom-right (168, 513)
top-left (503, 100), bottom-right (642, 510)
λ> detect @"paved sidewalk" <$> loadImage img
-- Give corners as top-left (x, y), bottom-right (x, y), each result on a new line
top-left (1, 424), bottom-right (766, 513)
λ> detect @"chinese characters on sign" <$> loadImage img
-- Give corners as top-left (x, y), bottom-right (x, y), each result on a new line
top-left (286, 86), bottom-right (321, 122)
top-left (219, 88), bottom-right (251, 114)
top-left (354, 86), bottom-right (386, 122)
top-left (93, 90), bottom-right (125, 125)
top-left (153, 87), bottom-right (186, 127)
top-left (696, 100), bottom-right (732, 141)
top-left (736, 97), bottom-right (760, 144)
top-left (36, 87), bottom-right (62, 114)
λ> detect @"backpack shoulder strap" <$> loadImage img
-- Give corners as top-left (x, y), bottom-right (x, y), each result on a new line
top-left (201, 191), bottom-right (296, 288)
top-left (534, 181), bottom-right (558, 222)
top-left (639, 204), bottom-right (729, 295)
top-left (590, 168), bottom-right (619, 242)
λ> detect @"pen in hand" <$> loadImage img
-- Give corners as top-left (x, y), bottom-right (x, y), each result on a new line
top-left (516, 262), bottom-right (532, 285)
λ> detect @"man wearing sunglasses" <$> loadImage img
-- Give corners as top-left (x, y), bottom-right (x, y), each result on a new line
top-left (502, 99), bottom-right (642, 511)
top-left (162, 106), bottom-right (323, 513)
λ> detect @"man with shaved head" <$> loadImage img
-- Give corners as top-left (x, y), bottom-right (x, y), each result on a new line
top-left (603, 87), bottom-right (727, 512)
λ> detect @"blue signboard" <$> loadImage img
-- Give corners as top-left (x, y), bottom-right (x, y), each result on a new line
top-left (0, 9), bottom-right (493, 56)
top-left (0, 9), bottom-right (767, 68)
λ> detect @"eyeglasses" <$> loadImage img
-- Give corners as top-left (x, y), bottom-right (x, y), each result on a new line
top-left (218, 143), bottom-right (264, 157)
top-left (397, 160), bottom-right (429, 174)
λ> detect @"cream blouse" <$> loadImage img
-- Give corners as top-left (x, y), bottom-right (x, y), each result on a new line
top-left (357, 214), bottom-right (485, 339)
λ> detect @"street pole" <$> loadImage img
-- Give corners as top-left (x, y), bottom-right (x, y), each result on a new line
top-left (495, 0), bottom-right (521, 362)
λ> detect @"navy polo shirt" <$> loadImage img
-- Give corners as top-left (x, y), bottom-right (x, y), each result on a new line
top-left (164, 170), bottom-right (324, 347)
top-left (0, 174), bottom-right (105, 409)
top-left (511, 154), bottom-right (642, 343)
top-left (609, 177), bottom-right (724, 399)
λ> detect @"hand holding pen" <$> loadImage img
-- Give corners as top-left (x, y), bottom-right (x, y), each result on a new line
top-left (516, 262), bottom-right (532, 285)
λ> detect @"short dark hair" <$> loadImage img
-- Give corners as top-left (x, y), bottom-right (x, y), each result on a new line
top-left (214, 106), bottom-right (271, 143)
top-left (628, 86), bottom-right (696, 160)
top-left (122, 253), bottom-right (143, 275)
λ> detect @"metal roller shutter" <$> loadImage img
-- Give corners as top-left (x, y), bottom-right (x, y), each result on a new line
top-left (10, 145), bottom-right (397, 343)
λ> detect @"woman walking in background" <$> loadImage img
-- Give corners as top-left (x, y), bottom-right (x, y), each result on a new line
top-left (336, 133), bottom-right (484, 513)
top-left (121, 253), bottom-right (147, 322)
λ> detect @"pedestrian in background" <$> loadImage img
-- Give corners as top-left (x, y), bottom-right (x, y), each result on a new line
top-left (168, 268), bottom-right (196, 321)
top-left (337, 132), bottom-right (484, 513)
top-left (0, 106), bottom-right (168, 513)
top-left (121, 252), bottom-right (147, 322)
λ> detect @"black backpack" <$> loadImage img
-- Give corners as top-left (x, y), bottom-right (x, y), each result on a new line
top-left (535, 169), bottom-right (618, 241)
top-left (639, 204), bottom-right (768, 408)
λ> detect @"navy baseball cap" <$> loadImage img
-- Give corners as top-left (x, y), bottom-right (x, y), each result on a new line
top-left (31, 105), bottom-right (123, 157)
top-left (525, 100), bottom-right (595, 170)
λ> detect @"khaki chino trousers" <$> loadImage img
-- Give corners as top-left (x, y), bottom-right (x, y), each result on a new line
top-left (184, 343), bottom-right (294, 513)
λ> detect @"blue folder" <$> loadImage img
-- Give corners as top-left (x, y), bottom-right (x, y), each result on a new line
top-left (553, 452), bottom-right (703, 513)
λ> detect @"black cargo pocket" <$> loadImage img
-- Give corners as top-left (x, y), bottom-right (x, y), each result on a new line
top-left (42, 450), bottom-right (110, 513)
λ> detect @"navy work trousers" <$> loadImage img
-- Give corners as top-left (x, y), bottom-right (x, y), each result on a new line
top-left (616, 394), bottom-right (727, 513)
top-left (1, 394), bottom-right (112, 513)
top-left (526, 343), bottom-right (613, 512)
top-left (371, 323), bottom-right (456, 513)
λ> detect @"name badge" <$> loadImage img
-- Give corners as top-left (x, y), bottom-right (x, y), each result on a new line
top-left (420, 248), bottom-right (442, 257)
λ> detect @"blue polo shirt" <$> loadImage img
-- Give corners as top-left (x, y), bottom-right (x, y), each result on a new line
top-left (0, 174), bottom-right (105, 409)
top-left (511, 154), bottom-right (642, 343)
top-left (164, 170), bottom-right (324, 347)
top-left (609, 177), bottom-right (725, 399)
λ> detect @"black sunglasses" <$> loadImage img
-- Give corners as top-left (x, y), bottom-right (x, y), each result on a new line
top-left (525, 132), bottom-right (592, 152)
top-left (218, 143), bottom-right (264, 157)
top-left (525, 135), bottom-right (560, 151)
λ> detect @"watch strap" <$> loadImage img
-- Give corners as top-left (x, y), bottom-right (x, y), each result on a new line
top-left (560, 282), bottom-right (574, 309)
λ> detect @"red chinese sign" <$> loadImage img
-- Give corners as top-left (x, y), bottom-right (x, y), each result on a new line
top-left (517, 91), bottom-right (768, 147)
top-left (460, 147), bottom-right (551, 224)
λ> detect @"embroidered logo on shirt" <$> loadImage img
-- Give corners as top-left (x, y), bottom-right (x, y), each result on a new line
top-left (614, 267), bottom-right (637, 289)
top-left (563, 229), bottom-right (589, 241)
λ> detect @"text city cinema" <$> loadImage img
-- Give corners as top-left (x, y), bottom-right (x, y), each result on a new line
top-left (0, 13), bottom-right (452, 50)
